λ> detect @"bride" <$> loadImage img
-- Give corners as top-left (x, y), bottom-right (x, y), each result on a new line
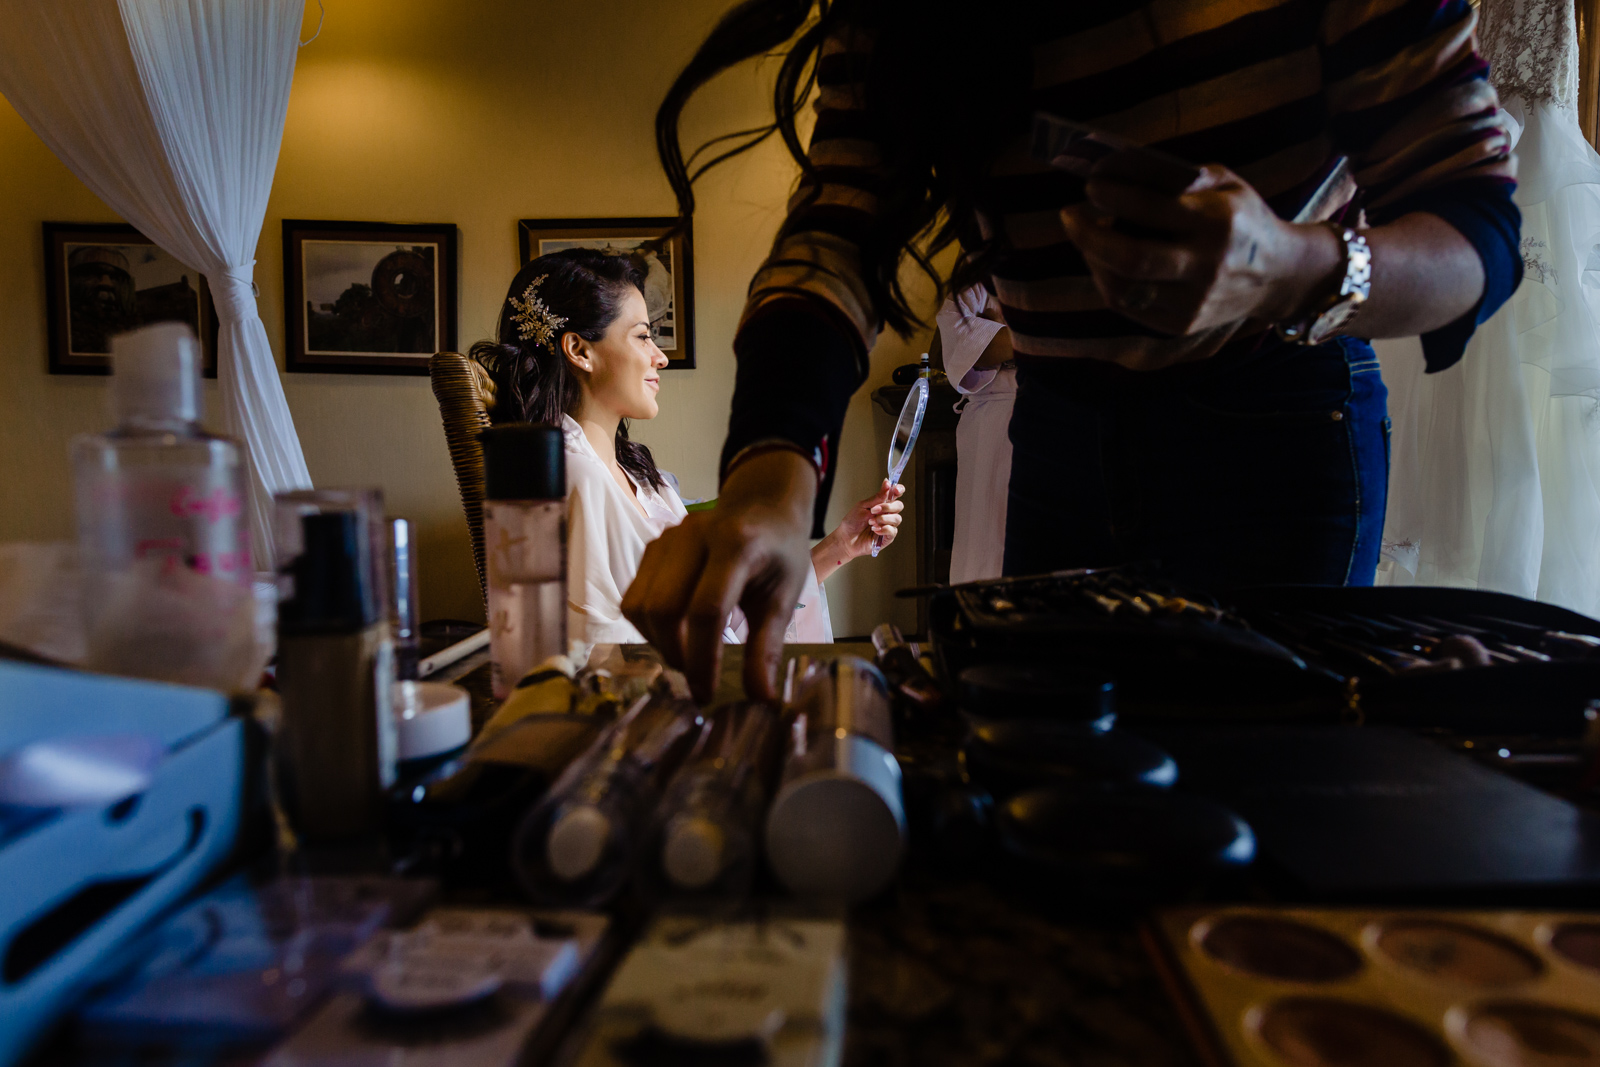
top-left (473, 248), bottom-right (904, 646)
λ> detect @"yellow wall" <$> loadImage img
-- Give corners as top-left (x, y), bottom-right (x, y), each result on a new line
top-left (0, 0), bottom-right (927, 637)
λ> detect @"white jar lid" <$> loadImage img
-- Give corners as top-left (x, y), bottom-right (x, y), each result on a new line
top-left (392, 681), bottom-right (471, 760)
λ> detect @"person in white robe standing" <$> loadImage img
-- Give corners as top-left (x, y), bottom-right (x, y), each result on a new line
top-left (937, 285), bottom-right (1016, 584)
top-left (474, 248), bottom-right (905, 652)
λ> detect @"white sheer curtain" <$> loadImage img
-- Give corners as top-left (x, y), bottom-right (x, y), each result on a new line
top-left (0, 0), bottom-right (311, 567)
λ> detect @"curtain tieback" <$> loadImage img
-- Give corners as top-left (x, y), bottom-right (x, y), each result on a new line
top-left (211, 263), bottom-right (260, 324)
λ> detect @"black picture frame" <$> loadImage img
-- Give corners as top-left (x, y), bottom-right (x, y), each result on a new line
top-left (43, 222), bottom-right (219, 377)
top-left (517, 216), bottom-right (694, 369)
top-left (283, 219), bottom-right (458, 375)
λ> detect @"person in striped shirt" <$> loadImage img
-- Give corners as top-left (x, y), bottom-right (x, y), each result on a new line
top-left (626, 0), bottom-right (1522, 701)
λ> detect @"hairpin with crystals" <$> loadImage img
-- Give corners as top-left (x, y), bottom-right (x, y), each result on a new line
top-left (508, 275), bottom-right (567, 349)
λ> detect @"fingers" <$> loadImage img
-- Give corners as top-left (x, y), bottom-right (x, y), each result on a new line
top-left (1083, 178), bottom-right (1201, 234)
top-left (741, 579), bottom-right (795, 702)
top-left (682, 547), bottom-right (752, 704)
top-left (621, 524), bottom-right (705, 671)
top-left (867, 494), bottom-right (904, 538)
top-left (862, 478), bottom-right (893, 509)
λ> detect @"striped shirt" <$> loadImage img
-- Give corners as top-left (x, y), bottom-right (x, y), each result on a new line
top-left (738, 0), bottom-right (1517, 374)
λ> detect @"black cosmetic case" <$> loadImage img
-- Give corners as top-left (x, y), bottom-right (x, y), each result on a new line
top-left (928, 572), bottom-right (1600, 733)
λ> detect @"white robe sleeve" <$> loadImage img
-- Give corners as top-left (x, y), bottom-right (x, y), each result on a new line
top-left (565, 461), bottom-right (649, 647)
top-left (937, 286), bottom-right (1006, 397)
top-left (723, 562), bottom-right (834, 645)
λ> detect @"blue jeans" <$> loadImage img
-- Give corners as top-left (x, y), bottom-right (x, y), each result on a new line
top-left (1002, 337), bottom-right (1390, 588)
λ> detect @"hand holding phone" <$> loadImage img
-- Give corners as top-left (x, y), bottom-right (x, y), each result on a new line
top-left (1030, 111), bottom-right (1202, 196)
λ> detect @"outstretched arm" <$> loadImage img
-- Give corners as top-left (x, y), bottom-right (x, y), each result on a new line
top-left (811, 480), bottom-right (906, 584)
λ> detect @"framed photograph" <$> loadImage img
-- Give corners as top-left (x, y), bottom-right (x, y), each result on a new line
top-left (282, 219), bottom-right (457, 375)
top-left (43, 222), bottom-right (219, 376)
top-left (517, 217), bottom-right (694, 369)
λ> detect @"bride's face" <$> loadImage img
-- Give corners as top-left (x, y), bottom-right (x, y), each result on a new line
top-left (569, 287), bottom-right (668, 421)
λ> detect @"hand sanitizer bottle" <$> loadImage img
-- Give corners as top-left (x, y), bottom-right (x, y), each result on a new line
top-left (71, 322), bottom-right (257, 690)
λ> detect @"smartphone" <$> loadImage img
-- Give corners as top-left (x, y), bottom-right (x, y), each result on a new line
top-left (1030, 111), bottom-right (1201, 196)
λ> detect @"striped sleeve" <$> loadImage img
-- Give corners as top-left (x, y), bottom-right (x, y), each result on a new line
top-left (722, 27), bottom-right (892, 525)
top-left (739, 27), bottom-right (888, 368)
top-left (1321, 0), bottom-right (1521, 370)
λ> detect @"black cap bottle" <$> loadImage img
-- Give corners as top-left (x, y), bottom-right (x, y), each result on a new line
top-left (276, 508), bottom-right (398, 841)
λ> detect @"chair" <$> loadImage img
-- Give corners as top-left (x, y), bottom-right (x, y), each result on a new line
top-left (429, 351), bottom-right (499, 604)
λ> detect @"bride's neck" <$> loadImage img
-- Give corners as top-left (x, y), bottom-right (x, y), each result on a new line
top-left (572, 398), bottom-right (622, 468)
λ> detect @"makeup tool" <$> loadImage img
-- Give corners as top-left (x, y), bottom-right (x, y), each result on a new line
top-left (640, 701), bottom-right (785, 903)
top-left (77, 875), bottom-right (435, 1046)
top-left (871, 623), bottom-right (944, 721)
top-left (957, 662), bottom-right (1116, 726)
top-left (269, 910), bottom-right (609, 1067)
top-left (766, 656), bottom-right (906, 902)
top-left (929, 568), bottom-right (1321, 711)
top-left (570, 914), bottom-right (847, 1067)
top-left (872, 354), bottom-right (928, 557)
top-left (339, 907), bottom-right (581, 1011)
top-left (1146, 905), bottom-right (1600, 1067)
top-left (389, 711), bottom-right (606, 891)
top-left (511, 694), bottom-right (709, 907)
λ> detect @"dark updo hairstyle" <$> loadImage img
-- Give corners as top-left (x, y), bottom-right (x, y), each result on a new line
top-left (472, 247), bottom-right (664, 490)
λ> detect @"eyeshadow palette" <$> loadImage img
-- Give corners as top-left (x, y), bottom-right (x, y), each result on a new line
top-left (1145, 906), bottom-right (1600, 1067)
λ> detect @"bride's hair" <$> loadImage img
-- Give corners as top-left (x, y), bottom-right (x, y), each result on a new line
top-left (472, 248), bottom-right (664, 490)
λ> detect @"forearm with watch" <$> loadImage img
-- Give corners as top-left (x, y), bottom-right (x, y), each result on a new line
top-left (1269, 212), bottom-right (1482, 347)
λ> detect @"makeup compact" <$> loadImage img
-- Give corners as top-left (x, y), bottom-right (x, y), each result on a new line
top-left (994, 785), bottom-right (1254, 900)
top-left (1145, 905), bottom-right (1600, 1067)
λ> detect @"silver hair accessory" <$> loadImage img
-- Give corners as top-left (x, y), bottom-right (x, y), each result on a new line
top-left (509, 275), bottom-right (567, 349)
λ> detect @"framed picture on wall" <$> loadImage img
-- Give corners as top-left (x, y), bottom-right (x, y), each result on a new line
top-left (282, 219), bottom-right (457, 375)
top-left (43, 222), bottom-right (219, 376)
top-left (517, 217), bottom-right (694, 369)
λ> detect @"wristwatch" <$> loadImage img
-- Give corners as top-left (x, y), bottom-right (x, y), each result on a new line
top-left (1276, 223), bottom-right (1372, 346)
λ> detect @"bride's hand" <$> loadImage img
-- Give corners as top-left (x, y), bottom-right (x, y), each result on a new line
top-left (811, 479), bottom-right (905, 582)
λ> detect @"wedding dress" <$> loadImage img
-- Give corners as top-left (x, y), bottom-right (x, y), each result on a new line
top-left (1375, 0), bottom-right (1600, 615)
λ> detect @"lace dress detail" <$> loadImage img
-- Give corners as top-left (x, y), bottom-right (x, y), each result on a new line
top-left (1480, 0), bottom-right (1578, 107)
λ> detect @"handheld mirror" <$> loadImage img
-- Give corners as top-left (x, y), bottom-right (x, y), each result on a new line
top-left (872, 355), bottom-right (930, 557)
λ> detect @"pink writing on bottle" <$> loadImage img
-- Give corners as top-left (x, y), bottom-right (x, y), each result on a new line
top-left (193, 550), bottom-right (252, 577)
top-left (170, 485), bottom-right (242, 523)
top-left (135, 537), bottom-right (185, 559)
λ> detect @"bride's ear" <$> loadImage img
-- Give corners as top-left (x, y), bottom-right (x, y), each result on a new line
top-left (562, 331), bottom-right (592, 374)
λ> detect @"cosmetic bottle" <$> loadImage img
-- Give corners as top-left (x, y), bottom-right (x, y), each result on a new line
top-left (71, 322), bottom-right (257, 690)
top-left (766, 656), bottom-right (906, 902)
top-left (511, 694), bottom-right (709, 907)
top-left (389, 517), bottom-right (421, 681)
top-left (640, 701), bottom-right (785, 903)
top-left (481, 425), bottom-right (566, 699)
top-left (275, 509), bottom-right (397, 842)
